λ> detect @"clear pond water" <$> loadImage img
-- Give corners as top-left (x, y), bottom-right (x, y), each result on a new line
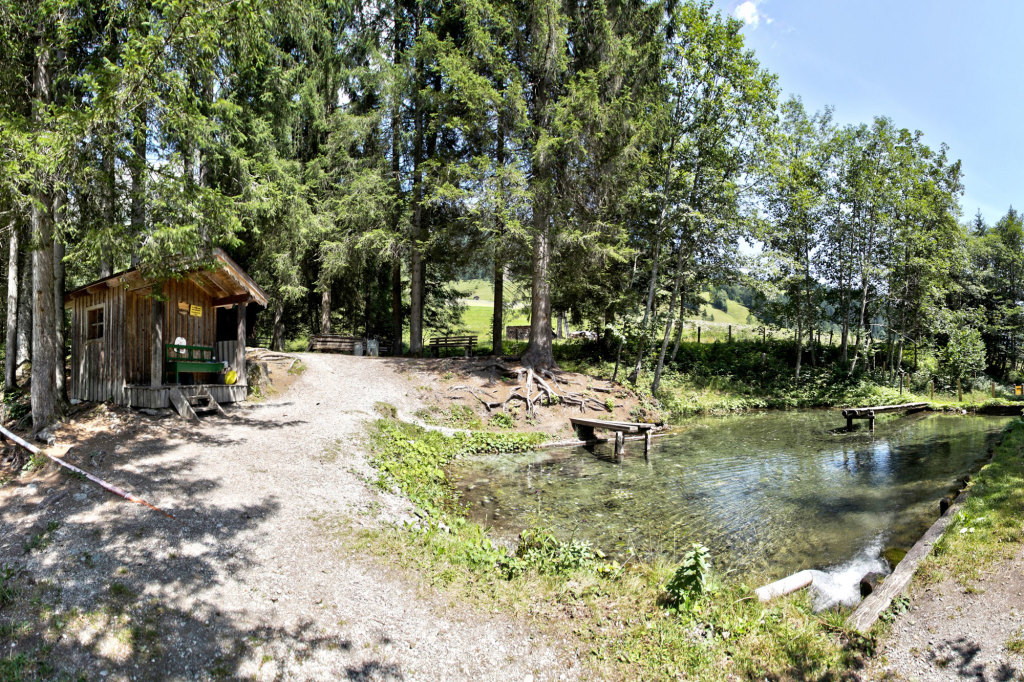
top-left (450, 411), bottom-right (1010, 603)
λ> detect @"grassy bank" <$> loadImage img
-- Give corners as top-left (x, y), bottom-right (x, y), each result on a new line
top-left (916, 418), bottom-right (1024, 589)
top-left (350, 411), bottom-right (874, 679)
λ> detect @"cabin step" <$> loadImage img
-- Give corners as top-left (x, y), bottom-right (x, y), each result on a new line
top-left (170, 388), bottom-right (226, 420)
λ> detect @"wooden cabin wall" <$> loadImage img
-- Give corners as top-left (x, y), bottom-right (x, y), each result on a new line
top-left (121, 279), bottom-right (217, 388)
top-left (69, 286), bottom-right (126, 403)
top-left (160, 278), bottom-right (216, 353)
top-left (126, 291), bottom-right (152, 385)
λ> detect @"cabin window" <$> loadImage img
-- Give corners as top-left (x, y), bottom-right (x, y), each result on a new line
top-left (87, 307), bottom-right (104, 341)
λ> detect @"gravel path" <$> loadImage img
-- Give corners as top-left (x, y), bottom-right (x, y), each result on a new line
top-left (0, 353), bottom-right (581, 680)
top-left (860, 548), bottom-right (1024, 681)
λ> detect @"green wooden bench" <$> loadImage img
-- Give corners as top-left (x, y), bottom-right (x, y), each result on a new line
top-left (165, 344), bottom-right (225, 385)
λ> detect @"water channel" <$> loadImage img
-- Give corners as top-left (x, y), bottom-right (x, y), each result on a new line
top-left (450, 411), bottom-right (1011, 606)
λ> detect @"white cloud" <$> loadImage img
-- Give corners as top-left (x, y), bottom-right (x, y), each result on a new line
top-left (735, 0), bottom-right (767, 29)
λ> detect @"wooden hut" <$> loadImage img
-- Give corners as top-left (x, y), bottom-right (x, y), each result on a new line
top-left (64, 249), bottom-right (268, 410)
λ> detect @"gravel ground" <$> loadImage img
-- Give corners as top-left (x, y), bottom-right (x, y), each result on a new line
top-left (861, 548), bottom-right (1024, 681)
top-left (0, 353), bottom-right (581, 680)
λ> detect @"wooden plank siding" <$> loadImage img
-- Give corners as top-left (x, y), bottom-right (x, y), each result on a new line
top-left (159, 278), bottom-right (217, 358)
top-left (70, 279), bottom-right (219, 405)
top-left (69, 286), bottom-right (126, 403)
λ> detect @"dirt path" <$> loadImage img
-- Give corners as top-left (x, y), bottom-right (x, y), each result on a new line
top-left (860, 548), bottom-right (1024, 681)
top-left (0, 353), bottom-right (581, 680)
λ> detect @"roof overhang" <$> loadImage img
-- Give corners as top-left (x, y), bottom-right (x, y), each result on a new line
top-left (64, 248), bottom-right (269, 309)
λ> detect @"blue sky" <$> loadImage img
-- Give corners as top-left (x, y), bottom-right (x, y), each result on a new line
top-left (714, 0), bottom-right (1022, 225)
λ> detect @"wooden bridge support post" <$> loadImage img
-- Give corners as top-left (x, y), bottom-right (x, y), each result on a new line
top-left (614, 431), bottom-right (624, 462)
top-left (847, 416), bottom-right (854, 432)
top-left (644, 430), bottom-right (652, 461)
top-left (869, 412), bottom-right (875, 433)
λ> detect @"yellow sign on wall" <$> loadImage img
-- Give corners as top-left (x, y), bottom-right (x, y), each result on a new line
top-left (1015, 385), bottom-right (1022, 396)
top-left (189, 305), bottom-right (203, 317)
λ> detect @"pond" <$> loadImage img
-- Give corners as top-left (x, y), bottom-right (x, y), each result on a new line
top-left (450, 410), bottom-right (1011, 606)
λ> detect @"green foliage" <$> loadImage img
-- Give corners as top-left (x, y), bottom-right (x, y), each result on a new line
top-left (3, 389), bottom-right (29, 423)
top-left (664, 543), bottom-right (711, 610)
top-left (488, 412), bottom-right (515, 429)
top-left (368, 419), bottom-right (546, 515)
top-left (0, 564), bottom-right (16, 608)
top-left (498, 528), bottom-right (607, 579)
top-left (940, 326), bottom-right (987, 384)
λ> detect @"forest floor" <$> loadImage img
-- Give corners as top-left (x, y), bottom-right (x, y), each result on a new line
top-left (0, 353), bottom-right (585, 680)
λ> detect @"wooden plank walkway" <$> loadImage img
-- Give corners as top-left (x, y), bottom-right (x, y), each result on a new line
top-left (569, 417), bottom-right (655, 461)
top-left (840, 402), bottom-right (928, 432)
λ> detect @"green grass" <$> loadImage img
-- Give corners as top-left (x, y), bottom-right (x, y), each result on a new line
top-left (688, 291), bottom-right (759, 326)
top-left (917, 418), bottom-right (1024, 587)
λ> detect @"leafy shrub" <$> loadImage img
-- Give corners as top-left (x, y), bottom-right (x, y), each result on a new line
top-left (664, 543), bottom-right (710, 610)
top-left (489, 412), bottom-right (515, 429)
top-left (499, 528), bottom-right (605, 578)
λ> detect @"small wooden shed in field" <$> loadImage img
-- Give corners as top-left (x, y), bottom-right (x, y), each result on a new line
top-left (64, 249), bottom-right (268, 409)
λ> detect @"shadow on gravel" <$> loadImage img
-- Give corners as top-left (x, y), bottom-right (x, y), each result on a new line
top-left (0, 414), bottom-right (399, 679)
top-left (928, 636), bottom-right (1020, 681)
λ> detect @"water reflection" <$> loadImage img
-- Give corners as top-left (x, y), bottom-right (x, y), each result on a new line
top-left (450, 411), bottom-right (1011, 582)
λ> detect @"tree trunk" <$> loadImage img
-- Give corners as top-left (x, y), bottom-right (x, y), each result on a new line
top-left (16, 237), bottom-right (32, 373)
top-left (652, 248), bottom-right (685, 394)
top-left (30, 42), bottom-right (57, 432)
top-left (521, 222), bottom-right (554, 369)
top-left (271, 301), bottom-right (285, 351)
top-left (99, 126), bottom-right (115, 278)
top-left (320, 286), bottom-right (332, 334)
top-left (5, 219), bottom-right (19, 390)
top-left (492, 262), bottom-right (503, 355)
top-left (130, 106), bottom-right (147, 267)
top-left (795, 313), bottom-right (803, 379)
top-left (670, 311), bottom-right (684, 363)
top-left (53, 192), bottom-right (66, 401)
top-left (407, 20), bottom-right (426, 356)
top-left (391, 260), bottom-right (402, 354)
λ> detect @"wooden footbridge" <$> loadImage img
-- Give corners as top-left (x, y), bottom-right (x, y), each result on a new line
top-left (570, 417), bottom-right (655, 461)
top-left (840, 402), bottom-right (928, 432)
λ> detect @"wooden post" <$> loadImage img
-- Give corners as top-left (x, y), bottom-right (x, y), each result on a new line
top-left (957, 378), bottom-right (962, 402)
top-left (899, 374), bottom-right (903, 396)
top-left (728, 325), bottom-right (732, 342)
top-left (869, 412), bottom-right (875, 433)
top-left (150, 298), bottom-right (163, 387)
top-left (697, 327), bottom-right (701, 344)
top-left (930, 380), bottom-right (934, 400)
top-left (236, 302), bottom-right (247, 386)
top-left (614, 431), bottom-right (624, 462)
top-left (847, 416), bottom-right (854, 431)
top-left (763, 328), bottom-right (766, 343)
top-left (643, 430), bottom-right (651, 461)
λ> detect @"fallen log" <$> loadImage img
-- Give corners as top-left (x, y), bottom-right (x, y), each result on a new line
top-left (0, 424), bottom-right (174, 519)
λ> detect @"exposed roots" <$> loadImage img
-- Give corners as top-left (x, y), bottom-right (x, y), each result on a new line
top-left (447, 362), bottom-right (614, 416)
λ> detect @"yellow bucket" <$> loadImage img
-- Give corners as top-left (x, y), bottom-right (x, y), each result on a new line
top-left (225, 370), bottom-right (238, 385)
